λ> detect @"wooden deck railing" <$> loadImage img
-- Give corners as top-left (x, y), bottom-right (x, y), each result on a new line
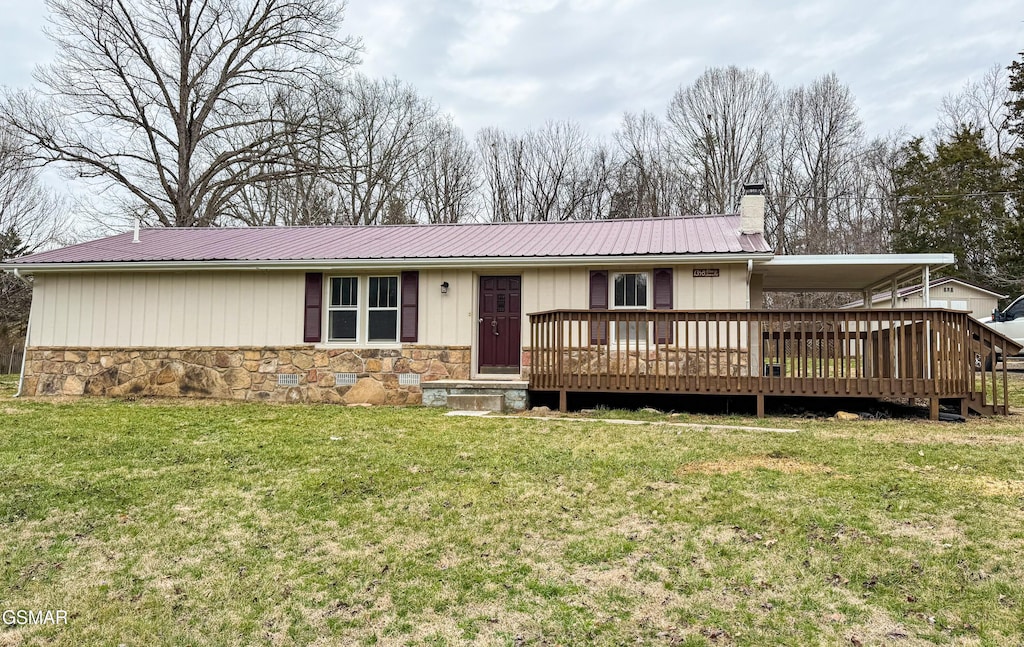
top-left (528, 309), bottom-right (1022, 416)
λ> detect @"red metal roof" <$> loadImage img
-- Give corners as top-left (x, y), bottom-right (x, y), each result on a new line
top-left (5, 216), bottom-right (770, 265)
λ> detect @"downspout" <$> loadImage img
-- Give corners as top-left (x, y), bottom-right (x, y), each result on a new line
top-left (10, 269), bottom-right (32, 398)
top-left (745, 259), bottom-right (753, 309)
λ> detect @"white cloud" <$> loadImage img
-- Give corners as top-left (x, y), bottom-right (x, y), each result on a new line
top-left (3, 0), bottom-right (1021, 143)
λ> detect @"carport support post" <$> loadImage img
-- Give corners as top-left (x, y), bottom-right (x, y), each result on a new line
top-left (922, 265), bottom-right (932, 379)
top-left (922, 266), bottom-right (930, 306)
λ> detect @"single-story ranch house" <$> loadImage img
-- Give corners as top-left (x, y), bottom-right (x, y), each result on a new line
top-left (3, 188), bottom-right (1020, 417)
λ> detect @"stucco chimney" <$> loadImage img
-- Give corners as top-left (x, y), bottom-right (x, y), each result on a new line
top-left (739, 183), bottom-right (765, 236)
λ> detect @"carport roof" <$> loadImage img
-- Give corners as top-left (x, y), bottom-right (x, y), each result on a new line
top-left (756, 254), bottom-right (956, 292)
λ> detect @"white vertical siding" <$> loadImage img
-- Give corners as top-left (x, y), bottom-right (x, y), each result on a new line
top-left (673, 264), bottom-right (748, 310)
top-left (749, 273), bottom-right (764, 309)
top-left (31, 271), bottom-right (306, 347)
top-left (417, 269), bottom-right (476, 346)
top-left (29, 263), bottom-right (753, 350)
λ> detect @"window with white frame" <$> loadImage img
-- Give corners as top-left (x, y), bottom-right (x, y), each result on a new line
top-left (328, 277), bottom-right (358, 342)
top-left (612, 272), bottom-right (649, 342)
top-left (367, 276), bottom-right (399, 342)
top-left (613, 273), bottom-right (648, 308)
top-left (326, 276), bottom-right (400, 344)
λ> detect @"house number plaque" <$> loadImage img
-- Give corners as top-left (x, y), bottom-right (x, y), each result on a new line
top-left (692, 268), bottom-right (720, 278)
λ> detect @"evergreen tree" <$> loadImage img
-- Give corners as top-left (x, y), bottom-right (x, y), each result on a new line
top-left (892, 126), bottom-right (1009, 290)
top-left (1001, 51), bottom-right (1024, 297)
top-left (0, 226), bottom-right (32, 345)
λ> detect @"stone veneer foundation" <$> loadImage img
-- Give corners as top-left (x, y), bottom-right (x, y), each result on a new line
top-left (21, 346), bottom-right (472, 405)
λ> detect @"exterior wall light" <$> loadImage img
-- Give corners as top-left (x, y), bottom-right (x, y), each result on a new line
top-left (440, 281), bottom-right (449, 294)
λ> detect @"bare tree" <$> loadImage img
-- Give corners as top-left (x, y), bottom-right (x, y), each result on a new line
top-left (1, 0), bottom-right (359, 228)
top-left (477, 127), bottom-right (530, 222)
top-left (221, 74), bottom-right (437, 227)
top-left (410, 116), bottom-right (480, 223)
top-left (525, 121), bottom-right (596, 221)
top-left (612, 110), bottom-right (692, 219)
top-left (782, 73), bottom-right (865, 254)
top-left (223, 88), bottom-right (340, 226)
top-left (580, 141), bottom-right (619, 220)
top-left (666, 66), bottom-right (778, 214)
top-left (477, 121), bottom-right (612, 222)
top-left (936, 64), bottom-right (1019, 159)
top-left (0, 129), bottom-right (68, 250)
top-left (307, 75), bottom-right (438, 225)
top-left (1, 127), bottom-right (68, 346)
top-left (844, 133), bottom-right (906, 254)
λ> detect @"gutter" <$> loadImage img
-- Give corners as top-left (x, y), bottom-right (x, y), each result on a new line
top-left (0, 252), bottom-right (776, 274)
top-left (8, 269), bottom-right (32, 398)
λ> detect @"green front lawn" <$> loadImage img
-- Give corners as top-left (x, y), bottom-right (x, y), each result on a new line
top-left (2, 383), bottom-right (1024, 645)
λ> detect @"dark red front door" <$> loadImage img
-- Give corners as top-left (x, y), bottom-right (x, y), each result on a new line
top-left (478, 276), bottom-right (521, 373)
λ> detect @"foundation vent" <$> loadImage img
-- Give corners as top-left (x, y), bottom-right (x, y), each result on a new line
top-left (277, 374), bottom-right (300, 387)
top-left (398, 373), bottom-right (421, 386)
top-left (334, 373), bottom-right (357, 386)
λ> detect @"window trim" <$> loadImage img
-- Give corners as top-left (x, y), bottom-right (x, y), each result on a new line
top-left (323, 275), bottom-right (402, 346)
top-left (326, 276), bottom-right (359, 343)
top-left (610, 271), bottom-right (651, 310)
top-left (610, 271), bottom-right (651, 343)
top-left (366, 275), bottom-right (400, 343)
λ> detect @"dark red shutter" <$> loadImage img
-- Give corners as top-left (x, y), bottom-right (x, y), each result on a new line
top-left (589, 270), bottom-right (608, 344)
top-left (303, 272), bottom-right (323, 343)
top-left (400, 271), bottom-right (419, 343)
top-left (653, 268), bottom-right (673, 343)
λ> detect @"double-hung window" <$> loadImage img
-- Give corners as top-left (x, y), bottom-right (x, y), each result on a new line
top-left (328, 277), bottom-right (358, 342)
top-left (326, 276), bottom-right (400, 344)
top-left (367, 277), bottom-right (399, 342)
top-left (612, 272), bottom-right (649, 342)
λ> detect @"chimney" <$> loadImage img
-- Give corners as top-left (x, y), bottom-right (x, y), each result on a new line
top-left (739, 183), bottom-right (765, 236)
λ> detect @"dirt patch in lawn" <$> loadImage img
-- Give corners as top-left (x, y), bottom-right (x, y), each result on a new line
top-left (973, 476), bottom-right (1024, 498)
top-left (883, 514), bottom-right (965, 545)
top-left (675, 456), bottom-right (831, 476)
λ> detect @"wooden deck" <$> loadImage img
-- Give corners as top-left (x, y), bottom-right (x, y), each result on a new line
top-left (528, 309), bottom-right (1023, 418)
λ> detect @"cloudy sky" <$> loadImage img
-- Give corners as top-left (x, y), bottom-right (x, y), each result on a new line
top-left (0, 0), bottom-right (1021, 140)
top-left (340, 0), bottom-right (1023, 139)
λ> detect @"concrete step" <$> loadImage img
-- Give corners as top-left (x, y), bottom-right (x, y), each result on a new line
top-left (421, 379), bottom-right (528, 411)
top-left (446, 393), bottom-right (505, 412)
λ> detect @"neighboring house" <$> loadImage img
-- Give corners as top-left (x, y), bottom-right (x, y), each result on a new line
top-left (4, 187), bottom-right (1019, 417)
top-left (841, 277), bottom-right (1005, 320)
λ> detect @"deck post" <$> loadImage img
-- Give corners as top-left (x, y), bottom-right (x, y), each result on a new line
top-left (558, 389), bottom-right (567, 413)
top-left (756, 394), bottom-right (765, 418)
top-left (959, 398), bottom-right (968, 419)
top-left (929, 397), bottom-right (939, 421)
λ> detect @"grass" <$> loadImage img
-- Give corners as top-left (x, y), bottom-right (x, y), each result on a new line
top-left (1, 375), bottom-right (1024, 645)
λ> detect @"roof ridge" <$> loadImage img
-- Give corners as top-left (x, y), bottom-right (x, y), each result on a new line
top-left (135, 213), bottom-right (739, 232)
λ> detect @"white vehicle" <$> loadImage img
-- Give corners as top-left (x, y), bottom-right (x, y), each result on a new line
top-left (980, 294), bottom-right (1024, 359)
